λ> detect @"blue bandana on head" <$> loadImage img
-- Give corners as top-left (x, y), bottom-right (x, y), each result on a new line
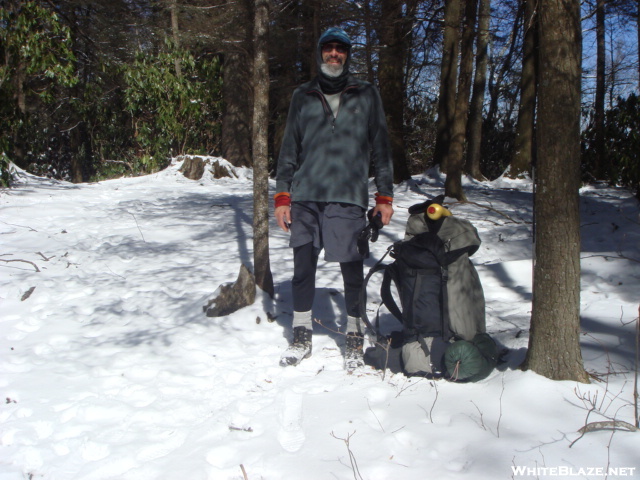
top-left (319, 27), bottom-right (352, 49)
top-left (317, 27), bottom-right (352, 94)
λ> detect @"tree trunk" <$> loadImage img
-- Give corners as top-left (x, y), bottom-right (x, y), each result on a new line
top-left (70, 121), bottom-right (94, 183)
top-left (435, 0), bottom-right (461, 172)
top-left (364, 0), bottom-right (376, 84)
top-left (465, 0), bottom-right (490, 180)
top-left (252, 0), bottom-right (274, 297)
top-left (522, 0), bottom-right (589, 383)
top-left (16, 59), bottom-right (26, 115)
top-left (222, 52), bottom-right (253, 167)
top-left (170, 0), bottom-right (182, 79)
top-left (378, 0), bottom-right (412, 183)
top-left (444, 0), bottom-right (477, 201)
top-left (510, 0), bottom-right (538, 178)
top-left (594, 0), bottom-right (606, 179)
top-left (486, 5), bottom-right (523, 127)
top-left (222, 0), bottom-right (253, 168)
top-left (13, 59), bottom-right (27, 168)
top-left (69, 6), bottom-right (95, 184)
top-left (311, 0), bottom-right (320, 78)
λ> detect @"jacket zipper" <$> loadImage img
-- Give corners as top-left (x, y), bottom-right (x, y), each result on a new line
top-left (309, 85), bottom-right (358, 134)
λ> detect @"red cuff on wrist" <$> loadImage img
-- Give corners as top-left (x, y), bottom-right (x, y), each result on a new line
top-left (375, 193), bottom-right (393, 205)
top-left (274, 192), bottom-right (291, 208)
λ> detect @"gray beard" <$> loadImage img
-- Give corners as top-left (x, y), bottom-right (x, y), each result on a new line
top-left (320, 63), bottom-right (344, 78)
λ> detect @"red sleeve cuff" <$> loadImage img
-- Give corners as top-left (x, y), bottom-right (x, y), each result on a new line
top-left (375, 193), bottom-right (393, 205)
top-left (274, 192), bottom-right (291, 208)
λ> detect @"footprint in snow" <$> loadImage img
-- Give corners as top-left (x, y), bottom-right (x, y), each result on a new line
top-left (277, 389), bottom-right (305, 453)
top-left (135, 430), bottom-right (187, 462)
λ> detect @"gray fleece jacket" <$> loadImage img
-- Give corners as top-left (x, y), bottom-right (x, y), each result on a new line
top-left (275, 75), bottom-right (394, 209)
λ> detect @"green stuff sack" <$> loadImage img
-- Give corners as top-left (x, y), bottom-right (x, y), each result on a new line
top-left (444, 333), bottom-right (498, 382)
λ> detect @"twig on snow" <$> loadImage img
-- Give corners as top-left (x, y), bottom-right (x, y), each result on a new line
top-left (471, 401), bottom-right (487, 431)
top-left (229, 425), bottom-right (253, 433)
top-left (497, 373), bottom-right (505, 437)
top-left (36, 252), bottom-right (55, 261)
top-left (417, 381), bottom-right (440, 424)
top-left (0, 257), bottom-right (40, 272)
top-left (367, 398), bottom-right (385, 433)
top-left (239, 464), bottom-right (249, 480)
top-left (0, 220), bottom-right (37, 232)
top-left (577, 420), bottom-right (638, 434)
top-left (429, 381), bottom-right (439, 422)
top-left (581, 253), bottom-right (640, 264)
top-left (331, 431), bottom-right (364, 480)
top-left (21, 286), bottom-right (36, 301)
top-left (571, 317), bottom-right (639, 449)
top-left (570, 420), bottom-right (638, 448)
top-left (395, 376), bottom-right (426, 397)
top-left (129, 212), bottom-right (146, 242)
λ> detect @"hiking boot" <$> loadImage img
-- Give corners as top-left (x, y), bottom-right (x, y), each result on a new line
top-left (280, 327), bottom-right (313, 367)
top-left (344, 332), bottom-right (365, 372)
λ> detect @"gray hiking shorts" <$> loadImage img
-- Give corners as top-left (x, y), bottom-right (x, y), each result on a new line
top-left (289, 201), bottom-right (366, 262)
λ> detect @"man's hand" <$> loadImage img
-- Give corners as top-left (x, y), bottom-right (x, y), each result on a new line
top-left (275, 205), bottom-right (292, 232)
top-left (372, 203), bottom-right (393, 225)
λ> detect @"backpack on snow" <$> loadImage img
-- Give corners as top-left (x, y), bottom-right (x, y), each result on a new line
top-left (360, 196), bottom-right (498, 382)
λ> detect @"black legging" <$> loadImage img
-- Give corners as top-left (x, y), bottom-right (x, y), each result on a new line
top-left (292, 242), bottom-right (363, 317)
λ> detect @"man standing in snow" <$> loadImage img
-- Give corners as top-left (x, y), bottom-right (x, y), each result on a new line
top-left (274, 27), bottom-right (394, 371)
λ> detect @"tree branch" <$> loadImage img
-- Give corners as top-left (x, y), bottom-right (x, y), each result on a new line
top-left (0, 258), bottom-right (40, 272)
top-left (581, 253), bottom-right (640, 264)
top-left (577, 420), bottom-right (638, 434)
top-left (451, 200), bottom-right (530, 224)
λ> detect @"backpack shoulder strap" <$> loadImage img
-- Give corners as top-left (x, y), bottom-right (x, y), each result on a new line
top-left (380, 264), bottom-right (403, 323)
top-left (360, 244), bottom-right (395, 335)
top-left (440, 265), bottom-right (452, 340)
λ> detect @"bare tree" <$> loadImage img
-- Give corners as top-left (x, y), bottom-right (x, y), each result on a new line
top-left (252, 0), bottom-right (274, 297)
top-left (465, 0), bottom-right (490, 180)
top-left (222, 0), bottom-right (253, 168)
top-left (363, 0), bottom-right (376, 84)
top-left (510, 0), bottom-right (537, 178)
top-left (435, 0), bottom-right (462, 171)
top-left (444, 0), bottom-right (477, 200)
top-left (170, 0), bottom-right (182, 78)
top-left (593, 0), bottom-right (606, 178)
top-left (377, 0), bottom-right (415, 183)
top-left (486, 3), bottom-right (523, 128)
top-left (522, 0), bottom-right (589, 383)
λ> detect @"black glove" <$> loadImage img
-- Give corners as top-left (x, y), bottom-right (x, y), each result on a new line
top-left (357, 209), bottom-right (384, 256)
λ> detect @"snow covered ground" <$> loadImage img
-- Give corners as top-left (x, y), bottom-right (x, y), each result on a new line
top-left (1, 158), bottom-right (639, 480)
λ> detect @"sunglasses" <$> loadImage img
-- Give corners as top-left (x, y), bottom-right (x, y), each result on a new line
top-left (322, 43), bottom-right (348, 54)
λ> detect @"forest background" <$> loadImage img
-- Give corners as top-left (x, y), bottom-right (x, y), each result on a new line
top-left (1, 0), bottom-right (639, 199)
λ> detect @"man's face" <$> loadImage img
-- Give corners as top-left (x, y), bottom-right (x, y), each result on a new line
top-left (321, 42), bottom-right (348, 66)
